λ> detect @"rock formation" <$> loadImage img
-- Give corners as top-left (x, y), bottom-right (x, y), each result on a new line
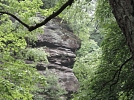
top-left (26, 17), bottom-right (81, 100)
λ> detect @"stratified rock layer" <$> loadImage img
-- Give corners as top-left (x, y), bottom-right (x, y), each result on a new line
top-left (26, 17), bottom-right (81, 99)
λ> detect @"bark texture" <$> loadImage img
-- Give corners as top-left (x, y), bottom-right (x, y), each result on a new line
top-left (109, 0), bottom-right (134, 60)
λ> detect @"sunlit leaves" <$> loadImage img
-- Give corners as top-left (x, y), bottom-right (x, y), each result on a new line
top-left (0, 33), bottom-right (26, 52)
top-left (0, 0), bottom-right (47, 99)
top-left (0, 59), bottom-right (46, 100)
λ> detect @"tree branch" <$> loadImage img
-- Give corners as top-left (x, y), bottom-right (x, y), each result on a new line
top-left (90, 57), bottom-right (133, 100)
top-left (0, 0), bottom-right (74, 31)
top-left (109, 56), bottom-right (132, 90)
top-left (102, 56), bottom-right (132, 89)
top-left (0, 11), bottom-right (30, 29)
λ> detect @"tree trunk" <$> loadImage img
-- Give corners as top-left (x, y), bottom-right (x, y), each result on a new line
top-left (109, 0), bottom-right (134, 61)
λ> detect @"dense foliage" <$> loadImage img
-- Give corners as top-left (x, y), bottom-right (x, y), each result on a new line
top-left (0, 0), bottom-right (47, 99)
top-left (0, 0), bottom-right (134, 100)
top-left (93, 0), bottom-right (134, 99)
top-left (72, 0), bottom-right (134, 100)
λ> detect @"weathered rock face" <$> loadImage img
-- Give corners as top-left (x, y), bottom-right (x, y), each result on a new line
top-left (26, 17), bottom-right (81, 99)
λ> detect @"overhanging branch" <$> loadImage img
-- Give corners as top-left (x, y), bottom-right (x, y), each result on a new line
top-left (0, 11), bottom-right (30, 29)
top-left (0, 0), bottom-right (74, 31)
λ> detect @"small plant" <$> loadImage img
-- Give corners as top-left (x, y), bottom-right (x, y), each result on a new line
top-left (22, 47), bottom-right (49, 62)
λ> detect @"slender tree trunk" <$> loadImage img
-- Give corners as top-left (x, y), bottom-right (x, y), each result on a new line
top-left (109, 0), bottom-right (134, 60)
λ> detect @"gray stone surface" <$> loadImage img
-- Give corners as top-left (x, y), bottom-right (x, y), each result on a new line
top-left (26, 17), bottom-right (81, 99)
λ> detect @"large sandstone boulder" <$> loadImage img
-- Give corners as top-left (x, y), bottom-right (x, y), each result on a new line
top-left (26, 17), bottom-right (81, 99)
